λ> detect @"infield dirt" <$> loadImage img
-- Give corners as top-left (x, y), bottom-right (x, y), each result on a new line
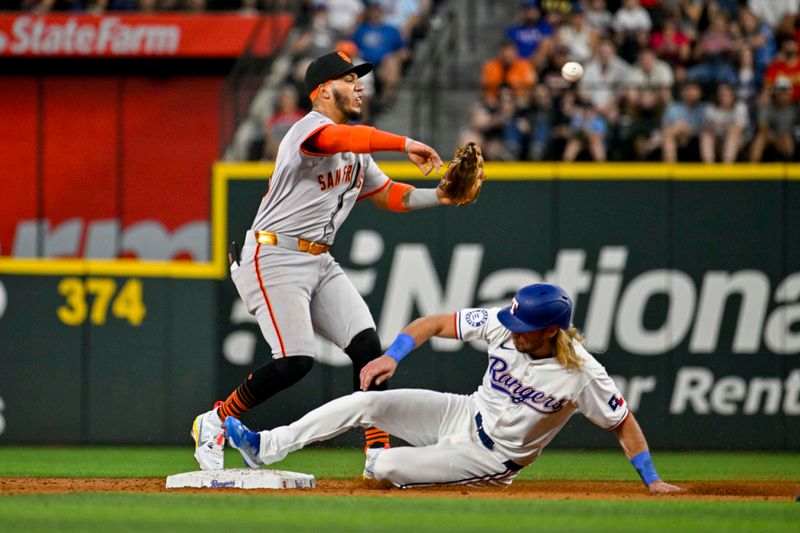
top-left (1, 477), bottom-right (796, 501)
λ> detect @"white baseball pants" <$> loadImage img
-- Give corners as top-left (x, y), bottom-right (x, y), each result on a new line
top-left (255, 389), bottom-right (521, 487)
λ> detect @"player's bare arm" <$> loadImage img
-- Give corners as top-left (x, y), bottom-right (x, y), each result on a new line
top-left (613, 413), bottom-right (685, 494)
top-left (368, 180), bottom-right (452, 212)
top-left (359, 313), bottom-right (457, 391)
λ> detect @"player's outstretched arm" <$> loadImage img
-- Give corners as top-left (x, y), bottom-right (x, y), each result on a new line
top-left (368, 180), bottom-right (451, 212)
top-left (302, 124), bottom-right (442, 176)
top-left (359, 313), bottom-right (456, 391)
top-left (612, 413), bottom-right (685, 495)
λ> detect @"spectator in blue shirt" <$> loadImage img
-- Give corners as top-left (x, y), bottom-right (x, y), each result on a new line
top-left (354, 1), bottom-right (407, 65)
top-left (505, 0), bottom-right (554, 69)
top-left (660, 81), bottom-right (707, 162)
top-left (737, 7), bottom-right (777, 85)
top-left (353, 0), bottom-right (409, 107)
top-left (371, 0), bottom-right (429, 44)
top-left (563, 96), bottom-right (608, 162)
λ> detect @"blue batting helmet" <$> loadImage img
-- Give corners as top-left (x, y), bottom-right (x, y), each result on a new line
top-left (497, 283), bottom-right (573, 333)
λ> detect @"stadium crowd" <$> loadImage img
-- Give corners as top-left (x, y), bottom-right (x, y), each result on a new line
top-left (256, 0), bottom-right (800, 163)
top-left (263, 0), bottom-right (438, 159)
top-left (466, 0), bottom-right (800, 162)
top-left (15, 0), bottom-right (800, 162)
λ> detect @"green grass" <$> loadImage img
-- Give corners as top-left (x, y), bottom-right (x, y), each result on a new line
top-left (1, 447), bottom-right (799, 533)
top-left (1, 446), bottom-right (798, 481)
top-left (0, 494), bottom-right (798, 533)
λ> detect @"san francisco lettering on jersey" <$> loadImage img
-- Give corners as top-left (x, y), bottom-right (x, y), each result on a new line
top-left (317, 164), bottom-right (354, 191)
top-left (488, 356), bottom-right (566, 413)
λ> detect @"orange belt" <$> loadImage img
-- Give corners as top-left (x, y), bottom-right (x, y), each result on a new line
top-left (255, 230), bottom-right (330, 255)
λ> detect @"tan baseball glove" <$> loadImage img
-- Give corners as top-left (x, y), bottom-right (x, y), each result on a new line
top-left (438, 142), bottom-right (485, 206)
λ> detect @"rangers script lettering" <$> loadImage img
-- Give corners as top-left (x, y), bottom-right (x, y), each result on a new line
top-left (488, 356), bottom-right (566, 412)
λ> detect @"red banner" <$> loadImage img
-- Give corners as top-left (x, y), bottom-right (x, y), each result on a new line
top-left (0, 76), bottom-right (222, 261)
top-left (0, 13), bottom-right (292, 58)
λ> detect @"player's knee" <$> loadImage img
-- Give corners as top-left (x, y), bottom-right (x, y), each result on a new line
top-left (345, 328), bottom-right (382, 366)
top-left (273, 355), bottom-right (314, 386)
top-left (351, 390), bottom-right (384, 419)
top-left (371, 451), bottom-right (401, 483)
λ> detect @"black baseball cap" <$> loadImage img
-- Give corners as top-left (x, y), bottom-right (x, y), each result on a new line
top-left (304, 51), bottom-right (374, 98)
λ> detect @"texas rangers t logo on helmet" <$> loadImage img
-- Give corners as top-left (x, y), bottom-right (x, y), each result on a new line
top-left (510, 298), bottom-right (519, 315)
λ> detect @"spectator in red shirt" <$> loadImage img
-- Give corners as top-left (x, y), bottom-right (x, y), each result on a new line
top-left (650, 17), bottom-right (691, 73)
top-left (763, 37), bottom-right (800, 103)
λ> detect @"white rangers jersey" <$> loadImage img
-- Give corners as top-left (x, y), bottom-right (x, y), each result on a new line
top-left (250, 111), bottom-right (390, 244)
top-left (456, 307), bottom-right (629, 466)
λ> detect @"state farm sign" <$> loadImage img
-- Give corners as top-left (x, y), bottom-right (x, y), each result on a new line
top-left (0, 13), bottom-right (293, 58)
top-left (0, 16), bottom-right (180, 55)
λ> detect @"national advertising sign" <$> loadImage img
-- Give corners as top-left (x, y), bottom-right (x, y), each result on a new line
top-left (0, 162), bottom-right (796, 448)
top-left (217, 163), bottom-right (800, 450)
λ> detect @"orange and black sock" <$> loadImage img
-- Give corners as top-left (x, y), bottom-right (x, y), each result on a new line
top-left (218, 386), bottom-right (254, 420)
top-left (364, 427), bottom-right (390, 450)
top-left (217, 356), bottom-right (314, 422)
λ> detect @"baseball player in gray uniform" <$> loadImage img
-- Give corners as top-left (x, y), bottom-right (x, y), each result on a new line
top-left (192, 51), bottom-right (453, 470)
top-left (224, 283), bottom-right (683, 492)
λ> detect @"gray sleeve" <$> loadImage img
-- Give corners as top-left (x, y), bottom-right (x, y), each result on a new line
top-left (358, 155), bottom-right (391, 198)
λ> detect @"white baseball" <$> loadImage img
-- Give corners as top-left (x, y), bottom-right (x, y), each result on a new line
top-left (561, 62), bottom-right (584, 83)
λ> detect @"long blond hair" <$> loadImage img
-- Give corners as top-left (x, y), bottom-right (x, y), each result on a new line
top-left (553, 326), bottom-right (585, 370)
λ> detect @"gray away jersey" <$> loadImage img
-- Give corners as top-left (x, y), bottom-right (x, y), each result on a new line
top-left (250, 111), bottom-right (390, 244)
top-left (456, 307), bottom-right (629, 466)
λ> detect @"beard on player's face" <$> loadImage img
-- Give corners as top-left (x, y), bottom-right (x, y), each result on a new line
top-left (511, 330), bottom-right (550, 355)
top-left (332, 85), bottom-right (362, 121)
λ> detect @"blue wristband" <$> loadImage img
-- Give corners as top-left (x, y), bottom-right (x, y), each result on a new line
top-left (385, 333), bottom-right (415, 363)
top-left (630, 450), bottom-right (660, 486)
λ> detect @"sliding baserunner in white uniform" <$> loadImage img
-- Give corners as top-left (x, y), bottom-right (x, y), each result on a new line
top-left (225, 283), bottom-right (683, 493)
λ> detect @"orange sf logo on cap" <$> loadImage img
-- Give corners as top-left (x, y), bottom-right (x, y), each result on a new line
top-left (338, 51), bottom-right (352, 63)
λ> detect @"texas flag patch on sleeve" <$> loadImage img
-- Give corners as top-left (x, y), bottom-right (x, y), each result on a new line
top-left (608, 394), bottom-right (625, 411)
